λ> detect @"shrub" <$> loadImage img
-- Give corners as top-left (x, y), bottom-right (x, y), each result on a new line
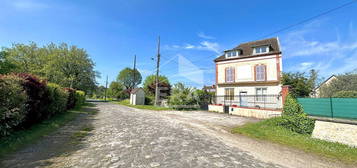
top-left (283, 94), bottom-right (304, 116)
top-left (277, 114), bottom-right (315, 134)
top-left (75, 90), bottom-right (86, 107)
top-left (194, 90), bottom-right (214, 106)
top-left (47, 83), bottom-right (68, 117)
top-left (16, 73), bottom-right (50, 127)
top-left (0, 75), bottom-right (27, 137)
top-left (169, 83), bottom-right (198, 110)
top-left (64, 88), bottom-right (76, 109)
top-left (279, 94), bottom-right (315, 134)
top-left (332, 91), bottom-right (357, 98)
top-left (145, 95), bottom-right (154, 105)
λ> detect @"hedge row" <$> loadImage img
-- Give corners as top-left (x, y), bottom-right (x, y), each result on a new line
top-left (0, 73), bottom-right (86, 137)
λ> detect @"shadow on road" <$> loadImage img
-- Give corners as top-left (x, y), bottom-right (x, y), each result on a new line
top-left (0, 103), bottom-right (100, 168)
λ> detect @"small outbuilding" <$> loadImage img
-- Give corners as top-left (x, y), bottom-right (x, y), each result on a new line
top-left (130, 88), bottom-right (145, 105)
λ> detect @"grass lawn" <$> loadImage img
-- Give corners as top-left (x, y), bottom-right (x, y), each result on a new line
top-left (0, 103), bottom-right (94, 158)
top-left (114, 99), bottom-right (173, 111)
top-left (232, 117), bottom-right (357, 164)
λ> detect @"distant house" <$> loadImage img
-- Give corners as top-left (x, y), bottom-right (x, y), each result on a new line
top-left (130, 88), bottom-right (145, 105)
top-left (311, 75), bottom-right (337, 98)
top-left (202, 85), bottom-right (216, 93)
top-left (213, 37), bottom-right (283, 109)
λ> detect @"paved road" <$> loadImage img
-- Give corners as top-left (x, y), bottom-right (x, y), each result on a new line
top-left (1, 102), bottom-right (282, 168)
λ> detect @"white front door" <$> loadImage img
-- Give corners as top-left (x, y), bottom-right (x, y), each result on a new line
top-left (239, 91), bottom-right (248, 107)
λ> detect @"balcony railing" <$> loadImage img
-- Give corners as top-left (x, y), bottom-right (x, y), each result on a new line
top-left (212, 95), bottom-right (282, 110)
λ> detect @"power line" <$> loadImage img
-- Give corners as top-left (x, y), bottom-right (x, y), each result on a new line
top-left (260, 0), bottom-right (357, 39)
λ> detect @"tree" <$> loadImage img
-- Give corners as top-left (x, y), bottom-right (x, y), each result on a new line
top-left (107, 81), bottom-right (126, 99)
top-left (2, 42), bottom-right (98, 92)
top-left (0, 51), bottom-right (17, 74)
top-left (193, 89), bottom-right (214, 107)
top-left (282, 69), bottom-right (319, 97)
top-left (168, 83), bottom-right (197, 109)
top-left (117, 68), bottom-right (142, 91)
top-left (143, 75), bottom-right (171, 97)
top-left (91, 85), bottom-right (106, 99)
top-left (320, 71), bottom-right (357, 97)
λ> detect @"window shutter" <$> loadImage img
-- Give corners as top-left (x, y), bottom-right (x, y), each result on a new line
top-left (232, 67), bottom-right (235, 82)
top-left (225, 67), bottom-right (235, 83)
top-left (255, 65), bottom-right (266, 81)
top-left (225, 68), bottom-right (228, 82)
top-left (262, 65), bottom-right (266, 81)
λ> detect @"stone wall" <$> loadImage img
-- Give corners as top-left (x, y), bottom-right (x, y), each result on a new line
top-left (229, 107), bottom-right (281, 119)
top-left (312, 120), bottom-right (357, 147)
top-left (208, 105), bottom-right (224, 113)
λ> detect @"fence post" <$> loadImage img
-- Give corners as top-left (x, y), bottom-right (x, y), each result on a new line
top-left (330, 97), bottom-right (334, 118)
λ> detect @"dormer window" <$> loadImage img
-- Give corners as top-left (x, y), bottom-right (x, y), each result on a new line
top-left (254, 46), bottom-right (269, 54)
top-left (225, 50), bottom-right (239, 58)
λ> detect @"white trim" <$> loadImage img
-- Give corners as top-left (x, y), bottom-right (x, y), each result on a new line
top-left (225, 50), bottom-right (239, 58)
top-left (253, 46), bottom-right (269, 55)
top-left (216, 55), bottom-right (277, 65)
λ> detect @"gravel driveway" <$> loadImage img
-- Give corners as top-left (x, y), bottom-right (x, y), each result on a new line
top-left (1, 102), bottom-right (281, 168)
top-left (2, 102), bottom-right (352, 168)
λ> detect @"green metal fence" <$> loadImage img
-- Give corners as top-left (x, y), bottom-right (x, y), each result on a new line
top-left (297, 98), bottom-right (357, 120)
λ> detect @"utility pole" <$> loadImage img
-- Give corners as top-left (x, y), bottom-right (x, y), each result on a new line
top-left (154, 36), bottom-right (161, 106)
top-left (104, 75), bottom-right (108, 102)
top-left (133, 55), bottom-right (137, 89)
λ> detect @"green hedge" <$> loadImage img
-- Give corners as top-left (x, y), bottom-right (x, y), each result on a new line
top-left (47, 83), bottom-right (69, 117)
top-left (0, 75), bottom-right (27, 137)
top-left (75, 90), bottom-right (86, 107)
top-left (0, 74), bottom-right (85, 138)
top-left (280, 94), bottom-right (315, 134)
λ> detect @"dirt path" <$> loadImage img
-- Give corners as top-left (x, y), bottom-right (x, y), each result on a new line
top-left (0, 102), bottom-right (355, 168)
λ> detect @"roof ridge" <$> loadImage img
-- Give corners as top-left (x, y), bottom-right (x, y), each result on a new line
top-left (237, 37), bottom-right (277, 46)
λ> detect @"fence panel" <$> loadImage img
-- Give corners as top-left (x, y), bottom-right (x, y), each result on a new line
top-left (331, 98), bottom-right (357, 119)
top-left (297, 98), bottom-right (357, 120)
top-left (214, 95), bottom-right (282, 110)
top-left (297, 98), bottom-right (332, 117)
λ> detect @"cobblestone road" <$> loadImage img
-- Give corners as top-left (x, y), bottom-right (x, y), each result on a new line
top-left (1, 103), bottom-right (283, 168)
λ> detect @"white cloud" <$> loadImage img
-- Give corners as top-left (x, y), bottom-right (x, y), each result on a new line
top-left (199, 41), bottom-right (220, 53)
top-left (281, 20), bottom-right (357, 76)
top-left (184, 44), bottom-right (195, 49)
top-left (11, 0), bottom-right (49, 10)
top-left (165, 41), bottom-right (221, 54)
top-left (198, 32), bottom-right (215, 39)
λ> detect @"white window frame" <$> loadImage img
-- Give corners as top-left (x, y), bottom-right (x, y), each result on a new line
top-left (225, 88), bottom-right (235, 101)
top-left (225, 51), bottom-right (238, 58)
top-left (255, 88), bottom-right (267, 102)
top-left (225, 67), bottom-right (235, 83)
top-left (253, 46), bottom-right (269, 55)
top-left (255, 65), bottom-right (266, 81)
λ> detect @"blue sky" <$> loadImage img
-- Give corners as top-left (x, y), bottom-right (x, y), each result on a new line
top-left (1, 0), bottom-right (357, 87)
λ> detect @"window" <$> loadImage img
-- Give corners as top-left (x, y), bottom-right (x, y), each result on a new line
top-left (255, 65), bottom-right (266, 81)
top-left (225, 88), bottom-right (234, 101)
top-left (254, 46), bottom-right (269, 54)
top-left (226, 51), bottom-right (238, 58)
top-left (225, 67), bottom-right (235, 83)
top-left (256, 88), bottom-right (267, 102)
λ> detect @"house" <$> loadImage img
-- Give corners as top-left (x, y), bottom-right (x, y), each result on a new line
top-left (213, 37), bottom-right (283, 110)
top-left (130, 88), bottom-right (145, 105)
top-left (202, 85), bottom-right (216, 93)
top-left (311, 75), bottom-right (337, 98)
